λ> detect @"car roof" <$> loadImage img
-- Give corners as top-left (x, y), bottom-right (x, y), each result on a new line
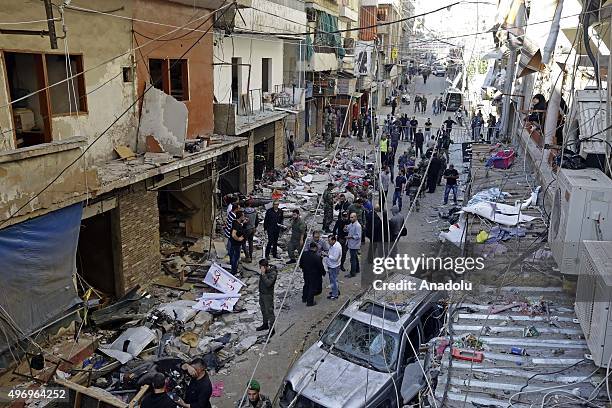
top-left (340, 274), bottom-right (443, 333)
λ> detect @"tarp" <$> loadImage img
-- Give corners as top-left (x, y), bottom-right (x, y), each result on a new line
top-left (0, 204), bottom-right (82, 352)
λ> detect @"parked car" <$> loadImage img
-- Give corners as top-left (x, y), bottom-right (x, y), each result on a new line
top-left (279, 275), bottom-right (446, 408)
top-left (433, 65), bottom-right (446, 77)
top-left (442, 88), bottom-right (463, 112)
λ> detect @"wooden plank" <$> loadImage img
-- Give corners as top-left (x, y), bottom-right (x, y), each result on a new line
top-left (129, 385), bottom-right (149, 408)
top-left (54, 377), bottom-right (128, 408)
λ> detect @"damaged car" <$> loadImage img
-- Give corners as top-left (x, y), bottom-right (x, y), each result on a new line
top-left (279, 275), bottom-right (446, 408)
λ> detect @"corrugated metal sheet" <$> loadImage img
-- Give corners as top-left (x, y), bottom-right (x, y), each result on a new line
top-left (359, 6), bottom-right (377, 41)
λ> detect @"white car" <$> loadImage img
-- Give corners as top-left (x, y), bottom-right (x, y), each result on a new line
top-left (433, 66), bottom-right (446, 77)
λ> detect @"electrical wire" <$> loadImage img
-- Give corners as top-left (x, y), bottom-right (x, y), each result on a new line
top-left (0, 2), bottom-right (235, 230)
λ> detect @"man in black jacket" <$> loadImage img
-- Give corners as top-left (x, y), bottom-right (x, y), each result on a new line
top-left (177, 359), bottom-right (212, 408)
top-left (141, 373), bottom-right (175, 408)
top-left (299, 242), bottom-right (326, 306)
top-left (263, 201), bottom-right (283, 259)
top-left (332, 211), bottom-right (350, 271)
top-left (409, 116), bottom-right (419, 141)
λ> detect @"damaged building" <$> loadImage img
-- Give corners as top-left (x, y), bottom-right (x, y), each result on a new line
top-left (0, 0), bottom-right (258, 368)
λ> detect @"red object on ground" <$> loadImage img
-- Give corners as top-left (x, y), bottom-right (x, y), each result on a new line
top-left (492, 149), bottom-right (515, 169)
top-left (451, 347), bottom-right (484, 363)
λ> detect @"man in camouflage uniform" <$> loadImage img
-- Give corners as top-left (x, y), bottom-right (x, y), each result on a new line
top-left (322, 183), bottom-right (335, 233)
top-left (327, 109), bottom-right (338, 150)
top-left (286, 209), bottom-right (306, 264)
top-left (235, 380), bottom-right (272, 408)
top-left (323, 108), bottom-right (333, 150)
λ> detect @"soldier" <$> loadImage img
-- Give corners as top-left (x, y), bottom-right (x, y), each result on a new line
top-left (235, 380), bottom-right (272, 408)
top-left (322, 183), bottom-right (335, 232)
top-left (256, 259), bottom-right (277, 337)
top-left (324, 108), bottom-right (333, 150)
top-left (286, 209), bottom-right (306, 264)
top-left (328, 109), bottom-right (338, 150)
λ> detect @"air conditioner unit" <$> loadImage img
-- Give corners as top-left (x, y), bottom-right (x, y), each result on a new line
top-left (575, 241), bottom-right (612, 367)
top-left (565, 89), bottom-right (608, 157)
top-left (548, 168), bottom-right (612, 275)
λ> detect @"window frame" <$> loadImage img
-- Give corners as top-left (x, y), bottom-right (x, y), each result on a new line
top-left (148, 57), bottom-right (190, 102)
top-left (44, 53), bottom-right (88, 116)
top-left (2, 49), bottom-right (89, 148)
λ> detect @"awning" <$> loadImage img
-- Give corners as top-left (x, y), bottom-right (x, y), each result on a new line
top-left (517, 0), bottom-right (564, 77)
top-left (352, 92), bottom-right (364, 98)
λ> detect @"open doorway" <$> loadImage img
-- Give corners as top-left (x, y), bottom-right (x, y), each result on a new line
top-left (254, 138), bottom-right (275, 181)
top-left (77, 211), bottom-right (119, 297)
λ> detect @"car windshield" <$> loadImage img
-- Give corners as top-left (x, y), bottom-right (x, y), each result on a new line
top-left (320, 315), bottom-right (400, 372)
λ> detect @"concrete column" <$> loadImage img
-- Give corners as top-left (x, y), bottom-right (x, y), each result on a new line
top-left (544, 63), bottom-right (563, 146)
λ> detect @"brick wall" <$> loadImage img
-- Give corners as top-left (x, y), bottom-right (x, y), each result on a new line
top-left (274, 120), bottom-right (286, 167)
top-left (115, 183), bottom-right (161, 294)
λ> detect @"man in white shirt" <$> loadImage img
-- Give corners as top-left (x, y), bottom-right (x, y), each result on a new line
top-left (325, 235), bottom-right (342, 299)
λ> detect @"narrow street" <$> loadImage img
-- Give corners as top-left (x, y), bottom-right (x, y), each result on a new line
top-left (0, 1), bottom-right (610, 408)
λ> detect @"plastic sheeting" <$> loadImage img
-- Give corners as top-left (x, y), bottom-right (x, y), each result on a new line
top-left (0, 204), bottom-right (82, 352)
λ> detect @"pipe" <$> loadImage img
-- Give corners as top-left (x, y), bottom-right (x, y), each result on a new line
top-left (544, 63), bottom-right (563, 146)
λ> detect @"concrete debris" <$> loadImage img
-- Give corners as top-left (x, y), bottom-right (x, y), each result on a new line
top-left (234, 336), bottom-right (259, 355)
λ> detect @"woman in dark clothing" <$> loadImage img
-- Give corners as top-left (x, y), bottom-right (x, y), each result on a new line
top-left (528, 94), bottom-right (547, 129)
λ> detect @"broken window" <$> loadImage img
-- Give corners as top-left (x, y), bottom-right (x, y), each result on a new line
top-left (45, 54), bottom-right (87, 114)
top-left (148, 58), bottom-right (189, 101)
top-left (421, 305), bottom-right (444, 341)
top-left (320, 315), bottom-right (400, 371)
top-left (401, 326), bottom-right (421, 364)
top-left (170, 59), bottom-right (189, 101)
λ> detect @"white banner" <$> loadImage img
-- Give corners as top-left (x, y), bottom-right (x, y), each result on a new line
top-left (193, 293), bottom-right (241, 312)
top-left (203, 263), bottom-right (246, 294)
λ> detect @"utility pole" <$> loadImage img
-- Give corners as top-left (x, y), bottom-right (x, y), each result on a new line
top-left (500, 2), bottom-right (525, 139)
top-left (0, 0), bottom-right (58, 49)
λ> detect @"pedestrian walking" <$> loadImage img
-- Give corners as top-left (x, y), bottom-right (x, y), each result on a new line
top-left (235, 380), bottom-right (272, 408)
top-left (345, 213), bottom-right (362, 278)
top-left (379, 134), bottom-right (389, 165)
top-left (391, 97), bottom-right (397, 116)
top-left (256, 259), bottom-right (277, 336)
top-left (389, 205), bottom-right (405, 242)
top-left (393, 170), bottom-right (407, 211)
top-left (487, 113), bottom-right (496, 142)
top-left (413, 95), bottom-right (421, 113)
top-left (380, 166), bottom-right (391, 199)
top-left (263, 201), bottom-right (283, 259)
top-left (322, 183), bottom-right (335, 233)
top-left (421, 95), bottom-right (428, 113)
top-left (332, 211), bottom-right (350, 271)
top-left (224, 203), bottom-right (240, 254)
top-left (300, 242), bottom-right (325, 306)
top-left (441, 135), bottom-right (453, 162)
top-left (443, 164), bottom-right (459, 205)
top-left (409, 116), bottom-right (418, 141)
top-left (424, 118), bottom-right (432, 138)
top-left (325, 235), bottom-right (342, 299)
top-left (414, 130), bottom-right (424, 158)
top-left (229, 211), bottom-right (246, 276)
top-left (426, 152), bottom-right (443, 193)
top-left (286, 209), bottom-right (306, 264)
top-left (400, 114), bottom-right (409, 141)
top-left (243, 200), bottom-right (259, 263)
top-left (471, 111), bottom-right (483, 140)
